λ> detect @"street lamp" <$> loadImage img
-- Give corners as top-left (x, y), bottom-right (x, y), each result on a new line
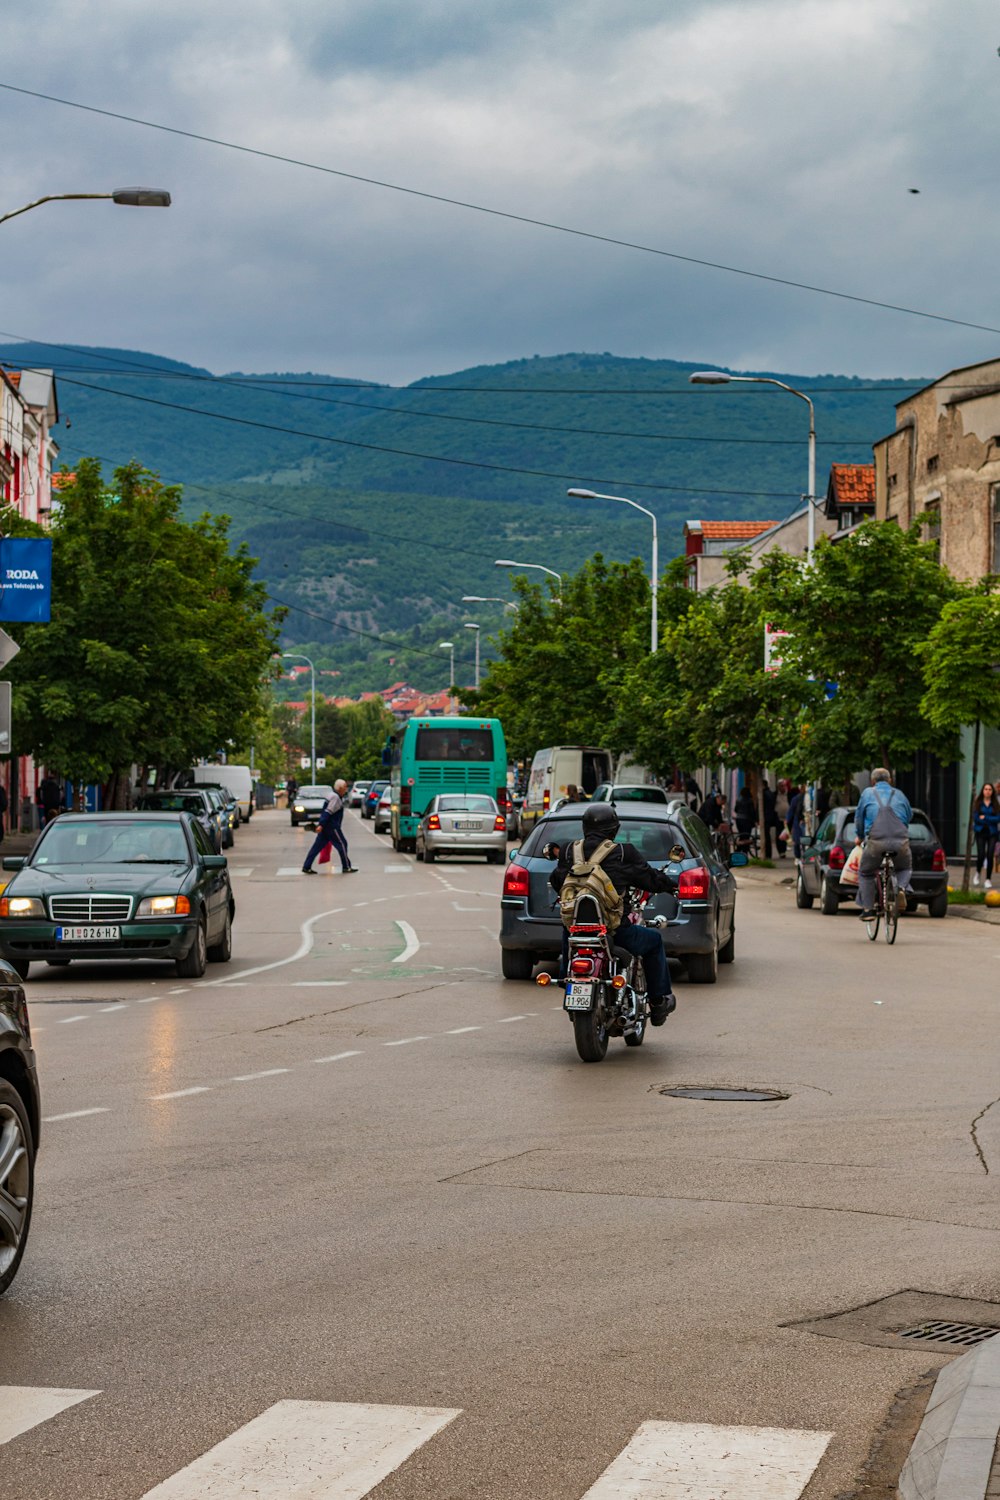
top-left (567, 488), bottom-right (659, 652)
top-left (281, 652), bottom-right (316, 779)
top-left (439, 641), bottom-right (455, 713)
top-left (461, 595), bottom-right (519, 613)
top-left (0, 187), bottom-right (172, 228)
top-left (494, 558), bottom-right (563, 603)
top-left (464, 622), bottom-right (481, 688)
top-left (689, 371), bottom-right (817, 562)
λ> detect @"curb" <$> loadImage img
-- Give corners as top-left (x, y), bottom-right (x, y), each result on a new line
top-left (899, 1334), bottom-right (1000, 1499)
top-left (947, 906), bottom-right (1000, 927)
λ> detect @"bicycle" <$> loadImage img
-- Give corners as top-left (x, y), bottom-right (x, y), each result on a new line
top-left (863, 848), bottom-right (901, 945)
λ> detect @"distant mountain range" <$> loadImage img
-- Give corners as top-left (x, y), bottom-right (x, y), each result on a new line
top-left (0, 342), bottom-right (922, 690)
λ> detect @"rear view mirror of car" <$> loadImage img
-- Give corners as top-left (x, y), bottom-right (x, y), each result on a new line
top-left (2, 857), bottom-right (24, 871)
top-left (201, 855), bottom-right (227, 870)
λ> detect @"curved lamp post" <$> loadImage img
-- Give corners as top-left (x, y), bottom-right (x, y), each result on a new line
top-left (567, 488), bottom-right (658, 652)
top-left (281, 652), bottom-right (316, 777)
top-left (689, 371), bottom-right (817, 562)
top-left (0, 187), bottom-right (172, 228)
top-left (494, 558), bottom-right (562, 603)
top-left (462, 595), bottom-right (519, 613)
top-left (464, 622), bottom-right (481, 688)
top-left (439, 641), bottom-right (455, 712)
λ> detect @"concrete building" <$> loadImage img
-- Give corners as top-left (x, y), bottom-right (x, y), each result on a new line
top-left (683, 518), bottom-right (778, 590)
top-left (873, 356), bottom-right (1000, 580)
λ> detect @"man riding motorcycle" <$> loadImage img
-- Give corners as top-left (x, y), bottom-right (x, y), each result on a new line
top-left (855, 767), bottom-right (913, 920)
top-left (548, 802), bottom-right (678, 1025)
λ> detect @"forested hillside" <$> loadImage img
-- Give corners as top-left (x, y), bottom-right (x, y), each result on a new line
top-left (0, 341), bottom-right (921, 690)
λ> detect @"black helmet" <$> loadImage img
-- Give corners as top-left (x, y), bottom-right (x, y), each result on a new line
top-left (582, 801), bottom-right (620, 838)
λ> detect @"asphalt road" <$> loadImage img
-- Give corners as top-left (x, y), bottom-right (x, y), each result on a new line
top-left (2, 806), bottom-right (998, 1499)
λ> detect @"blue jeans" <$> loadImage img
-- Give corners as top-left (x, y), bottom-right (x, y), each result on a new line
top-left (561, 921), bottom-right (671, 999)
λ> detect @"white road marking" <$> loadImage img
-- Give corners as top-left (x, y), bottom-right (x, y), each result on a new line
top-left (314, 1051), bottom-right (363, 1063)
top-left (139, 1398), bottom-right (460, 1499)
top-left (497, 1014), bottom-right (530, 1023)
top-left (152, 1087), bottom-right (210, 1101)
top-left (42, 1107), bottom-right (110, 1123)
top-left (167, 989), bottom-right (189, 996)
top-left (0, 1386), bottom-right (101, 1446)
top-left (277, 866), bottom-right (304, 876)
top-left (384, 863), bottom-right (412, 873)
top-left (138, 996), bottom-right (159, 1004)
top-left (392, 920), bottom-right (420, 964)
top-left (451, 901), bottom-right (488, 912)
top-left (208, 905), bottom-right (346, 987)
top-left (446, 1026), bottom-right (482, 1034)
top-left (58, 1015), bottom-right (87, 1025)
top-left (100, 1003), bottom-right (129, 1013)
top-left (228, 867), bottom-right (253, 877)
top-left (231, 1069), bottom-right (291, 1082)
top-left (580, 1421), bottom-right (832, 1499)
top-left (292, 980), bottom-right (348, 988)
top-left (384, 1036), bottom-right (429, 1047)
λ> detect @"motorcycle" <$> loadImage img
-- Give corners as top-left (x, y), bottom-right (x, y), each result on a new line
top-left (537, 889), bottom-right (667, 1063)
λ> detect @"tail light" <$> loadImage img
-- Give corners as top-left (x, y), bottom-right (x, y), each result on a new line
top-left (932, 847), bottom-right (947, 872)
top-left (570, 956), bottom-right (595, 977)
top-left (678, 865), bottom-right (710, 900)
top-left (828, 845), bottom-right (846, 870)
top-left (502, 863), bottom-right (530, 898)
top-left (496, 787), bottom-right (511, 812)
top-left (400, 786), bottom-right (411, 815)
top-left (493, 814), bottom-right (506, 831)
top-left (427, 814), bottom-right (441, 831)
top-left (542, 788), bottom-right (550, 812)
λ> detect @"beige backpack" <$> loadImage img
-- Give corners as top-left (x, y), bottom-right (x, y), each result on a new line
top-left (558, 839), bottom-right (625, 931)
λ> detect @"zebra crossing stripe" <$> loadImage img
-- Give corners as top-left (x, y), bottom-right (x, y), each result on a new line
top-left (139, 1399), bottom-right (460, 1498)
top-left (580, 1421), bottom-right (832, 1499)
top-left (0, 1386), bottom-right (101, 1446)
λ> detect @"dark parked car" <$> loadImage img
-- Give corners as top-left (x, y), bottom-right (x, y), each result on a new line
top-left (0, 961), bottom-right (39, 1295)
top-left (0, 812), bottom-right (235, 980)
top-left (796, 804), bottom-right (949, 917)
top-left (362, 780), bottom-right (390, 819)
top-left (500, 801), bottom-right (737, 984)
top-left (290, 784), bottom-right (334, 829)
top-left (195, 783), bottom-right (239, 847)
top-left (136, 788), bottom-right (224, 852)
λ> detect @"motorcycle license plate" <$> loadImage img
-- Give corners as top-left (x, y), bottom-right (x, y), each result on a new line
top-left (56, 926), bottom-right (121, 942)
top-left (564, 981), bottom-right (594, 1012)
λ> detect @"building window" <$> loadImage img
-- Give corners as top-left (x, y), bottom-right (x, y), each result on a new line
top-left (888, 472), bottom-right (898, 490)
top-left (923, 499), bottom-right (941, 558)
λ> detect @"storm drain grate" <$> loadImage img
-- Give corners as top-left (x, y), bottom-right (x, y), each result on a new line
top-left (898, 1320), bottom-right (1000, 1349)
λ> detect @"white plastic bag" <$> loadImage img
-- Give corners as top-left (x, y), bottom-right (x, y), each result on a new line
top-left (839, 844), bottom-right (862, 887)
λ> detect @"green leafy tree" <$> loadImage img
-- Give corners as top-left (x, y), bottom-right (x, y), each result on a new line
top-left (7, 459), bottom-right (281, 803)
top-left (919, 591), bottom-right (1000, 889)
top-left (755, 520), bottom-right (960, 779)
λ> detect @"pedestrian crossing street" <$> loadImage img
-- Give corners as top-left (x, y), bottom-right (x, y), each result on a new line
top-left (0, 1387), bottom-right (832, 1497)
top-left (230, 865), bottom-right (414, 878)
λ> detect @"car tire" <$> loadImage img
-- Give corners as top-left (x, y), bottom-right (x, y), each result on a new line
top-left (487, 851), bottom-right (504, 865)
top-left (8, 959), bottom-right (29, 982)
top-left (290, 816), bottom-right (299, 827)
top-left (820, 874), bottom-right (839, 915)
top-left (207, 908), bottom-right (233, 964)
top-left (718, 925), bottom-right (735, 963)
top-left (501, 948), bottom-right (534, 980)
top-left (0, 1079), bottom-right (35, 1296)
top-left (686, 945), bottom-right (718, 984)
top-left (176, 919), bottom-right (208, 979)
top-left (45, 959), bottom-right (70, 968)
top-left (796, 872), bottom-right (815, 909)
top-left (928, 890), bottom-right (948, 918)
top-left (424, 848), bottom-right (436, 863)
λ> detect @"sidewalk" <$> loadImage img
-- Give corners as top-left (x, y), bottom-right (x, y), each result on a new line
top-left (734, 860), bottom-right (1000, 924)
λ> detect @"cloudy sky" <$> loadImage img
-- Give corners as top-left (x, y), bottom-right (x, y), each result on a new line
top-left (1, 0), bottom-right (998, 385)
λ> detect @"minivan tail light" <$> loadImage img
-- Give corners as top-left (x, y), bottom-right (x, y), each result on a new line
top-left (828, 845), bottom-right (846, 870)
top-left (427, 814), bottom-right (441, 831)
top-left (542, 787), bottom-right (550, 812)
top-left (932, 847), bottom-right (947, 872)
top-left (496, 787), bottom-right (511, 812)
top-left (677, 865), bottom-right (710, 900)
top-left (503, 863), bottom-right (530, 898)
top-left (400, 786), bottom-right (411, 815)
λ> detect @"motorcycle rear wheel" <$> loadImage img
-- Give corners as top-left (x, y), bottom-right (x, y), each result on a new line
top-left (572, 1009), bottom-right (609, 1063)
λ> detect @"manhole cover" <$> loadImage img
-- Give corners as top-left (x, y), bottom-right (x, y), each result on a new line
top-left (898, 1320), bottom-right (1000, 1349)
top-left (658, 1086), bottom-right (789, 1102)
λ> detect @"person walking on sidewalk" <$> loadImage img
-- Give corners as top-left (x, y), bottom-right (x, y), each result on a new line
top-left (972, 782), bottom-right (999, 889)
top-left (302, 779), bottom-right (358, 875)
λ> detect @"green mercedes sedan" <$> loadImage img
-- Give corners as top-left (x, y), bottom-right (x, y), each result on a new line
top-left (0, 812), bottom-right (234, 982)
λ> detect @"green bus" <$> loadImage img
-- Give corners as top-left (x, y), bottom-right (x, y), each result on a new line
top-left (386, 716), bottom-right (510, 853)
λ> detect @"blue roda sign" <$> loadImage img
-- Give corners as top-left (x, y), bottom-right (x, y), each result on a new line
top-left (0, 537), bottom-right (52, 623)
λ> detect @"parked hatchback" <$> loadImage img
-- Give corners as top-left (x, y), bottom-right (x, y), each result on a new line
top-left (136, 788), bottom-right (224, 852)
top-left (0, 962), bottom-right (39, 1295)
top-left (796, 805), bottom-right (949, 917)
top-left (500, 802), bottom-right (736, 983)
top-left (362, 780), bottom-right (390, 819)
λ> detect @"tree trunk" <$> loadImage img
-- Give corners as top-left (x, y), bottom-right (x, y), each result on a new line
top-left (962, 719), bottom-right (980, 893)
top-left (754, 767), bottom-right (766, 863)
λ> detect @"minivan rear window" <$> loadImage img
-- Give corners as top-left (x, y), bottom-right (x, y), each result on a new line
top-left (415, 728), bottom-right (494, 762)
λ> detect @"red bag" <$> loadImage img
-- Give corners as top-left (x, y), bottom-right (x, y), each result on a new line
top-left (318, 840), bottom-right (332, 865)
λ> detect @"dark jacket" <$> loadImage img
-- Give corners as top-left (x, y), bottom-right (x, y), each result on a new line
top-left (734, 791), bottom-right (756, 834)
top-left (698, 795), bottom-right (724, 829)
top-left (973, 800), bottom-right (1000, 838)
top-left (549, 834), bottom-right (677, 920)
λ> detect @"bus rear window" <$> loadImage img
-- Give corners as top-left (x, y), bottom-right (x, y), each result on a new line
top-left (415, 728), bottom-right (494, 762)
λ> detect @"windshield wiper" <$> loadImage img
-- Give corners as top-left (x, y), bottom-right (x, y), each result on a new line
top-left (121, 857), bottom-right (186, 864)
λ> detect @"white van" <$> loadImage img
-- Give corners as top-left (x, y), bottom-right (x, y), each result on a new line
top-left (191, 764), bottom-right (255, 822)
top-left (519, 746), bottom-right (613, 836)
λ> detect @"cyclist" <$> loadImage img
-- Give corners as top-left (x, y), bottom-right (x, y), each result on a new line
top-left (855, 769), bottom-right (913, 921)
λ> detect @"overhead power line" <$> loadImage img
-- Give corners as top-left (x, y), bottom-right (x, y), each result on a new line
top-left (2, 81), bottom-right (999, 339)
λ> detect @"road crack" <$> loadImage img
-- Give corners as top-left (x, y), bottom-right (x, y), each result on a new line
top-left (252, 981), bottom-right (451, 1032)
top-left (970, 1095), bottom-right (1000, 1174)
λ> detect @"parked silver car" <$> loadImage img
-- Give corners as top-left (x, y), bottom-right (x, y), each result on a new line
top-left (416, 794), bottom-right (508, 864)
top-left (348, 781), bottom-right (371, 809)
top-left (373, 785), bottom-right (393, 834)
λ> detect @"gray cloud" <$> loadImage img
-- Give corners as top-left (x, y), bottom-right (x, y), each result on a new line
top-left (0, 0), bottom-right (997, 389)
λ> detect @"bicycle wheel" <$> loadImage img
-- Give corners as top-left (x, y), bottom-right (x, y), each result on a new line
top-left (864, 871), bottom-right (880, 940)
top-left (884, 863), bottom-right (899, 945)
